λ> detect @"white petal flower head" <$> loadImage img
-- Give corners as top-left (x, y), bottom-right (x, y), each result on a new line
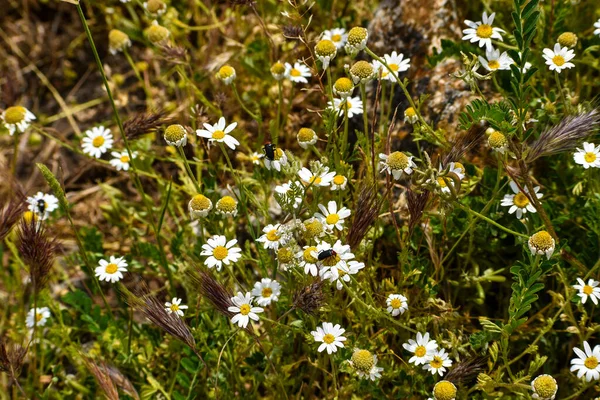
top-left (216, 65), bottom-right (236, 85)
top-left (379, 151), bottom-right (416, 180)
top-left (314, 201), bottom-right (351, 232)
top-left (386, 294), bottom-right (408, 316)
top-left (316, 239), bottom-right (355, 277)
top-left (462, 11), bottom-right (505, 51)
top-left (349, 349), bottom-right (383, 381)
top-left (573, 278), bottom-right (600, 305)
top-left (200, 235), bottom-right (242, 271)
top-left (326, 260), bottom-right (365, 290)
top-left (298, 166), bottom-right (336, 187)
top-left (26, 307), bottom-right (51, 328)
top-left (196, 117), bottom-right (240, 150)
top-left (297, 245), bottom-right (319, 276)
top-left (165, 297), bottom-right (188, 317)
top-left (264, 147), bottom-right (288, 171)
top-left (109, 150), bottom-right (137, 171)
top-left (95, 255), bottom-right (128, 283)
top-left (479, 47), bottom-right (513, 71)
top-left (402, 331), bottom-right (438, 365)
top-left (164, 124), bottom-right (188, 147)
top-left (314, 39), bottom-right (337, 69)
top-left (228, 292), bottom-right (264, 328)
top-left (250, 151), bottom-right (264, 165)
top-left (595, 19), bottom-right (600, 37)
top-left (528, 230), bottom-right (555, 260)
top-left (330, 174), bottom-right (348, 191)
top-left (27, 192), bottom-right (59, 220)
top-left (215, 195), bottom-right (238, 217)
top-left (189, 194), bottom-right (212, 219)
top-left (322, 28), bottom-right (347, 49)
top-left (573, 142), bottom-right (600, 169)
top-left (251, 278), bottom-right (282, 306)
top-left (373, 51), bottom-right (411, 82)
top-left (311, 322), bottom-right (347, 354)
top-left (542, 43), bottom-right (575, 73)
top-left (404, 107), bottom-right (419, 124)
top-left (82, 126), bottom-right (114, 158)
top-left (257, 223), bottom-right (289, 250)
top-left (285, 61), bottom-right (311, 84)
top-left (345, 27), bottom-right (368, 55)
top-left (423, 348), bottom-right (453, 376)
top-left (531, 374), bottom-right (558, 400)
top-left (500, 181), bottom-right (542, 219)
top-left (327, 97), bottom-right (363, 119)
top-left (1, 106), bottom-right (36, 135)
top-left (570, 341), bottom-right (600, 382)
top-left (435, 162), bottom-right (466, 193)
top-left (297, 128), bottom-right (318, 149)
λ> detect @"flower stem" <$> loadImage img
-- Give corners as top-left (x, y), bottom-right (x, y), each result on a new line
top-left (455, 202), bottom-right (529, 238)
top-left (177, 146), bottom-right (202, 192)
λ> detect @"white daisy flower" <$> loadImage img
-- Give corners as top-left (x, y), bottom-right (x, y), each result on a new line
top-left (297, 167), bottom-right (336, 187)
top-left (251, 278), bottom-right (282, 306)
top-left (528, 230), bottom-right (555, 260)
top-left (264, 148), bottom-right (288, 171)
top-left (297, 128), bottom-right (318, 149)
top-left (327, 97), bottom-right (363, 118)
top-left (26, 307), bottom-right (51, 328)
top-left (379, 151), bottom-right (416, 180)
top-left (26, 192), bottom-right (59, 220)
top-left (402, 331), bottom-right (438, 366)
top-left (314, 201), bottom-right (351, 232)
top-left (250, 151), bottom-right (264, 165)
top-left (404, 107), bottom-right (419, 124)
top-left (164, 124), bottom-right (188, 147)
top-left (228, 292), bottom-right (264, 328)
top-left (325, 260), bottom-right (365, 290)
top-left (500, 181), bottom-right (543, 219)
top-left (316, 240), bottom-right (356, 281)
top-left (297, 245), bottom-right (319, 276)
top-left (345, 27), bottom-right (368, 55)
top-left (257, 223), bottom-right (289, 250)
top-left (109, 150), bottom-right (137, 171)
top-left (1, 106), bottom-right (36, 136)
top-left (322, 28), bottom-right (347, 49)
top-left (479, 47), bottom-right (513, 71)
top-left (165, 297), bottom-right (188, 317)
top-left (82, 126), bottom-right (114, 158)
top-left (189, 194), bottom-right (212, 219)
top-left (386, 294), bottom-right (408, 316)
top-left (330, 175), bottom-right (348, 191)
top-left (595, 19), bottom-right (600, 37)
top-left (274, 181), bottom-right (302, 209)
top-left (542, 43), bottom-right (575, 73)
top-left (573, 142), bottom-right (600, 169)
top-left (462, 11), bottom-right (505, 51)
top-left (373, 51), bottom-right (411, 82)
top-left (570, 341), bottom-right (600, 382)
top-left (531, 374), bottom-right (558, 400)
top-left (435, 162), bottom-right (466, 193)
top-left (349, 349), bottom-right (383, 381)
top-left (573, 278), bottom-right (600, 305)
top-left (311, 322), bottom-right (347, 354)
top-left (423, 348), bottom-right (453, 376)
top-left (196, 117), bottom-right (240, 150)
top-left (314, 39), bottom-right (337, 69)
top-left (285, 61), bottom-right (311, 84)
top-left (95, 255), bottom-right (128, 283)
top-left (200, 235), bottom-right (242, 271)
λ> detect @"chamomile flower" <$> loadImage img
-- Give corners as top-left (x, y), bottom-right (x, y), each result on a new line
top-left (404, 107), bottom-right (418, 124)
top-left (595, 19), bottom-right (600, 37)
top-left (271, 61), bottom-right (286, 80)
top-left (488, 129), bottom-right (509, 153)
top-left (264, 148), bottom-right (288, 171)
top-left (333, 77), bottom-right (354, 99)
top-left (330, 174), bottom-right (348, 191)
top-left (144, 0), bottom-right (167, 16)
top-left (196, 117), bottom-right (240, 150)
top-left (462, 11), bottom-right (505, 51)
top-left (95, 256), bottom-right (128, 283)
top-left (249, 151), bottom-right (264, 165)
top-left (216, 65), bottom-right (236, 85)
top-left (298, 245), bottom-right (319, 276)
top-left (349, 60), bottom-right (375, 84)
top-left (200, 235), bottom-right (242, 271)
top-left (573, 278), bottom-right (600, 305)
top-left (327, 97), bottom-right (364, 118)
top-left (297, 128), bottom-right (318, 149)
top-left (345, 27), bottom-right (368, 55)
top-left (379, 151), bottom-right (416, 180)
top-left (303, 217), bottom-right (325, 240)
top-left (558, 32), bottom-right (578, 48)
top-left (257, 223), bottom-right (288, 250)
top-left (573, 142), bottom-right (600, 169)
top-left (570, 341), bottom-right (600, 382)
top-left (479, 47), bottom-right (513, 71)
top-left (386, 294), bottom-right (408, 316)
top-left (228, 292), bottom-right (264, 328)
top-left (349, 349), bottom-right (383, 381)
top-left (145, 20), bottom-right (170, 44)
top-left (108, 29), bottom-right (131, 55)
top-left (26, 307), bottom-right (51, 328)
top-left (314, 201), bottom-right (351, 231)
top-left (316, 240), bottom-right (356, 280)
top-left (500, 181), bottom-right (543, 219)
top-left (314, 39), bottom-right (337, 69)
top-left (215, 195), bottom-right (238, 217)
top-left (164, 297), bottom-right (188, 317)
top-left (164, 124), bottom-right (188, 147)
top-left (322, 28), bottom-right (347, 49)
top-left (542, 43), bottom-right (575, 73)
top-left (1, 106), bottom-right (36, 135)
top-left (528, 230), bottom-right (556, 259)
top-left (251, 278), bottom-right (281, 306)
top-left (435, 162), bottom-right (465, 193)
top-left (431, 380), bottom-right (457, 400)
top-left (531, 374), bottom-right (558, 400)
top-left (373, 51), bottom-right (411, 81)
top-left (311, 322), bottom-right (347, 354)
top-left (285, 61), bottom-right (311, 84)
top-left (27, 192), bottom-right (59, 219)
top-left (326, 260), bottom-right (365, 290)
top-left (403, 331), bottom-right (438, 366)
top-left (274, 181), bottom-right (302, 209)
top-left (298, 167), bottom-right (336, 187)
top-left (189, 194), bottom-right (212, 219)
top-left (423, 348), bottom-right (453, 376)
top-left (109, 150), bottom-right (136, 171)
top-left (276, 247), bottom-right (296, 271)
top-left (81, 126), bottom-right (113, 158)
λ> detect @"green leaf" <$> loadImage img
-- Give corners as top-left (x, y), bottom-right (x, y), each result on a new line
top-left (62, 289), bottom-right (92, 314)
top-left (181, 357), bottom-right (198, 374)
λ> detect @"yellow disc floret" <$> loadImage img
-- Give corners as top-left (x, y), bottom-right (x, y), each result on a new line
top-left (164, 124), bottom-right (186, 143)
top-left (4, 106), bottom-right (27, 124)
top-left (488, 131), bottom-right (507, 149)
top-left (532, 375), bottom-right (558, 399)
top-left (433, 380), bottom-right (457, 400)
top-left (558, 32), bottom-right (578, 48)
top-left (386, 151), bottom-right (410, 170)
top-left (351, 349), bottom-right (375, 373)
top-left (529, 230), bottom-right (554, 252)
top-left (190, 194), bottom-right (211, 211)
top-left (216, 196), bottom-right (237, 214)
top-left (109, 29), bottom-right (130, 52)
top-left (350, 60), bottom-right (374, 82)
top-left (315, 39), bottom-right (337, 57)
top-left (277, 247), bottom-right (294, 264)
top-left (347, 27), bottom-right (368, 47)
top-left (333, 77), bottom-right (354, 95)
top-left (297, 128), bottom-right (316, 143)
top-left (145, 23), bottom-right (170, 44)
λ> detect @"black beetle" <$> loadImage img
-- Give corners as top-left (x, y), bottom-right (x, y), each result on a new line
top-left (36, 198), bottom-right (46, 215)
top-left (318, 249), bottom-right (337, 261)
top-left (263, 142), bottom-right (276, 161)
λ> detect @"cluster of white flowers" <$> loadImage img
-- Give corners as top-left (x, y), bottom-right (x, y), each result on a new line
top-left (403, 332), bottom-right (453, 377)
top-left (81, 126), bottom-right (137, 170)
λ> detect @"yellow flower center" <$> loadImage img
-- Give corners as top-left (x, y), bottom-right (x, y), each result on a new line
top-left (513, 192), bottom-right (530, 208)
top-left (347, 27), bottom-right (367, 45)
top-left (23, 211), bottom-right (37, 223)
top-left (4, 106), bottom-right (26, 124)
top-left (213, 246), bottom-right (229, 260)
top-left (430, 356), bottom-right (443, 369)
top-left (303, 247), bottom-right (318, 263)
top-left (530, 231), bottom-right (554, 251)
top-left (290, 68), bottom-right (301, 77)
top-left (552, 55), bottom-right (565, 66)
top-left (323, 333), bottom-right (335, 344)
top-left (386, 151), bottom-right (409, 170)
top-left (476, 24), bottom-right (493, 38)
top-left (390, 298), bottom-right (402, 309)
top-left (344, 100), bottom-right (353, 111)
top-left (170, 304), bottom-right (180, 312)
top-left (414, 345), bottom-right (427, 357)
top-left (277, 247), bottom-right (294, 263)
top-left (584, 285), bottom-right (594, 295)
top-left (584, 152), bottom-right (597, 163)
top-left (351, 349), bottom-right (374, 372)
top-left (218, 65), bottom-right (235, 79)
top-left (190, 194), bottom-right (211, 210)
top-left (532, 375), bottom-right (558, 398)
top-left (239, 304), bottom-right (251, 315)
top-left (36, 313), bottom-right (44, 322)
top-left (146, 24), bottom-right (169, 43)
top-left (487, 60), bottom-right (500, 70)
top-left (146, 0), bottom-right (165, 13)
top-left (105, 263), bottom-right (118, 274)
top-left (315, 39), bottom-right (336, 56)
top-left (488, 131), bottom-right (507, 148)
top-left (558, 32), bottom-right (578, 47)
top-left (298, 128), bottom-right (316, 142)
top-left (271, 62), bottom-right (285, 75)
top-left (585, 356), bottom-right (599, 369)
top-left (433, 381), bottom-right (457, 400)
top-left (92, 136), bottom-right (105, 148)
top-left (212, 130), bottom-right (225, 140)
top-left (389, 63), bottom-right (399, 72)
top-left (333, 175), bottom-right (345, 185)
top-left (266, 229), bottom-right (280, 242)
top-left (321, 254), bottom-right (341, 267)
top-left (437, 177), bottom-right (449, 188)
top-left (334, 77), bottom-right (353, 93)
top-left (109, 29), bottom-right (129, 50)
top-left (273, 148), bottom-right (284, 161)
top-left (165, 124), bottom-right (186, 143)
top-left (453, 162), bottom-right (465, 173)
top-left (325, 214), bottom-right (340, 225)
top-left (331, 34), bottom-right (342, 42)
top-left (120, 155), bottom-right (130, 163)
top-left (217, 196), bottom-right (237, 213)
top-left (261, 288), bottom-right (273, 298)
top-left (309, 176), bottom-right (322, 185)
top-left (405, 107), bottom-right (416, 117)
top-left (350, 60), bottom-right (374, 79)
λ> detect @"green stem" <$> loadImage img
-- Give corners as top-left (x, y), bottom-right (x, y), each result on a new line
top-left (455, 202), bottom-right (529, 238)
top-left (555, 71), bottom-right (571, 114)
top-left (232, 83), bottom-right (260, 121)
top-left (11, 134), bottom-right (19, 176)
top-left (275, 80), bottom-right (283, 145)
top-left (177, 146), bottom-right (202, 192)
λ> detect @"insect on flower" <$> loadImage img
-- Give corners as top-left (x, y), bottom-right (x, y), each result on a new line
top-left (317, 248), bottom-right (337, 261)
